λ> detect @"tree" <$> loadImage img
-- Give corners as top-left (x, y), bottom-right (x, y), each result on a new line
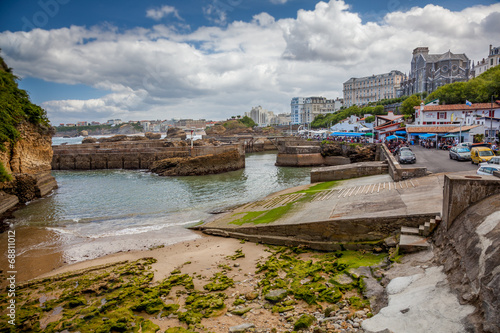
top-left (364, 116), bottom-right (375, 123)
top-left (240, 116), bottom-right (256, 128)
top-left (400, 95), bottom-right (421, 117)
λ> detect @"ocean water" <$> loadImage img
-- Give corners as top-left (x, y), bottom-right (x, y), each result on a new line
top-left (4, 153), bottom-right (312, 265)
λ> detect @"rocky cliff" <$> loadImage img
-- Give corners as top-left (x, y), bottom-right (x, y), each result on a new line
top-left (0, 57), bottom-right (58, 230)
top-left (434, 193), bottom-right (500, 332)
top-left (150, 149), bottom-right (245, 176)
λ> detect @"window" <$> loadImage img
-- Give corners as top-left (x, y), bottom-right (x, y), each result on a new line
top-left (438, 112), bottom-right (447, 119)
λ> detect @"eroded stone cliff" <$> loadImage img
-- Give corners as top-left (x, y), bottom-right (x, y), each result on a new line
top-left (0, 122), bottom-right (57, 228)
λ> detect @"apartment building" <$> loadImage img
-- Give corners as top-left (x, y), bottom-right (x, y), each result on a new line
top-left (290, 97), bottom-right (343, 125)
top-left (473, 44), bottom-right (500, 77)
top-left (343, 70), bottom-right (405, 107)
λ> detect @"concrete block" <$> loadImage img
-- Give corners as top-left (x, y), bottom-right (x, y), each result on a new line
top-left (424, 222), bottom-right (431, 236)
top-left (418, 225), bottom-right (425, 236)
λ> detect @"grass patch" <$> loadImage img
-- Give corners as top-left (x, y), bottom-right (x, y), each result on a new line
top-left (230, 203), bottom-right (294, 226)
top-left (296, 180), bottom-right (340, 194)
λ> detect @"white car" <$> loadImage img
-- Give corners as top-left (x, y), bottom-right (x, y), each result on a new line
top-left (476, 164), bottom-right (500, 176)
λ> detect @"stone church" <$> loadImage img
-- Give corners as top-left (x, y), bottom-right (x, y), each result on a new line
top-left (399, 47), bottom-right (471, 96)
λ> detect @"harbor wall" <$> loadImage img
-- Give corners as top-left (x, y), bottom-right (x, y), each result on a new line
top-left (52, 142), bottom-right (244, 170)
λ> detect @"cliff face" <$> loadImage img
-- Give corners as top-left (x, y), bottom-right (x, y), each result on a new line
top-left (0, 121), bottom-right (57, 227)
top-left (434, 193), bottom-right (500, 332)
top-left (1, 121), bottom-right (54, 174)
top-left (0, 57), bottom-right (58, 228)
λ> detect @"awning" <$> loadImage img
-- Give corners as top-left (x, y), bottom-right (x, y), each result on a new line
top-left (362, 133), bottom-right (374, 137)
top-left (386, 135), bottom-right (405, 140)
top-left (442, 134), bottom-right (457, 138)
top-left (419, 133), bottom-right (438, 139)
top-left (395, 130), bottom-right (406, 135)
top-left (331, 132), bottom-right (364, 137)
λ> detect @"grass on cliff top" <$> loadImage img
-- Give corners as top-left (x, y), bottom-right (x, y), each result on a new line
top-left (0, 56), bottom-right (50, 153)
top-left (229, 180), bottom-right (339, 226)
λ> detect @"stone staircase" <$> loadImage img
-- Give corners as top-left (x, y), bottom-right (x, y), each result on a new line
top-left (399, 215), bottom-right (441, 253)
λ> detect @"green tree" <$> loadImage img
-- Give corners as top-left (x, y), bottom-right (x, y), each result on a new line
top-left (240, 116), bottom-right (256, 128)
top-left (0, 55), bottom-right (49, 152)
top-left (400, 95), bottom-right (421, 117)
top-left (364, 116), bottom-right (375, 123)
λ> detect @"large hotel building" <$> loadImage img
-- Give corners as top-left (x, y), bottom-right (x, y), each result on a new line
top-left (343, 70), bottom-right (406, 107)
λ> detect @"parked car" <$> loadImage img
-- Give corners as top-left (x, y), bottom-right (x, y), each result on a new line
top-left (457, 142), bottom-right (473, 148)
top-left (398, 150), bottom-right (416, 164)
top-left (471, 147), bottom-right (495, 164)
top-left (476, 164), bottom-right (500, 176)
top-left (449, 146), bottom-right (471, 161)
top-left (479, 156), bottom-right (500, 168)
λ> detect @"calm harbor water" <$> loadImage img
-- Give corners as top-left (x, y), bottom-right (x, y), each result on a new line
top-left (2, 152), bottom-right (311, 269)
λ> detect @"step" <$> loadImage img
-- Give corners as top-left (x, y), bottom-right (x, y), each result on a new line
top-left (399, 234), bottom-right (431, 253)
top-left (418, 225), bottom-right (425, 236)
top-left (401, 226), bottom-right (420, 236)
top-left (435, 215), bottom-right (442, 223)
top-left (429, 219), bottom-right (437, 232)
top-left (423, 222), bottom-right (431, 236)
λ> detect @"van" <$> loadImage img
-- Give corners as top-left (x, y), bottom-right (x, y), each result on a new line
top-left (471, 147), bottom-right (495, 164)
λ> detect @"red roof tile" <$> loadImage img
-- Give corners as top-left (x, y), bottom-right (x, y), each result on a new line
top-left (414, 101), bottom-right (500, 112)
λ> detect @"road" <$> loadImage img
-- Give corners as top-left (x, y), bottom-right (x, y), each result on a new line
top-left (399, 145), bottom-right (478, 174)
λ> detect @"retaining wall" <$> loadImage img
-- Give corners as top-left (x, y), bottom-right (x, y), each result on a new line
top-left (381, 145), bottom-right (427, 181)
top-left (310, 162), bottom-right (389, 183)
top-left (201, 213), bottom-right (437, 251)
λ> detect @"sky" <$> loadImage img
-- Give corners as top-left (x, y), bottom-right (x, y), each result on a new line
top-left (0, 0), bottom-right (499, 125)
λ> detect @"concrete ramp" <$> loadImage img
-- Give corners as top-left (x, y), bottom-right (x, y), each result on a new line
top-left (199, 174), bottom-right (444, 250)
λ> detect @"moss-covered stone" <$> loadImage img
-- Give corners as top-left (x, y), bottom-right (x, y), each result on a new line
top-left (203, 272), bottom-right (234, 291)
top-left (294, 313), bottom-right (316, 330)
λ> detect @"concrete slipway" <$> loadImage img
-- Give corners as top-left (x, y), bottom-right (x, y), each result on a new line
top-left (198, 174), bottom-right (444, 249)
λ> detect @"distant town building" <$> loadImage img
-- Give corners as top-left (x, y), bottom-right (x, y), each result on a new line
top-left (76, 121), bottom-right (88, 127)
top-left (473, 44), bottom-right (500, 77)
top-left (290, 97), bottom-right (343, 125)
top-left (399, 47), bottom-right (471, 96)
top-left (175, 119), bottom-right (207, 129)
top-left (246, 106), bottom-right (273, 127)
top-left (107, 119), bottom-right (123, 125)
top-left (343, 70), bottom-right (406, 107)
top-left (91, 121), bottom-right (100, 125)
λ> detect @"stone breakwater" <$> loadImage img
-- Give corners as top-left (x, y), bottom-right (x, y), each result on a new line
top-left (51, 140), bottom-right (244, 172)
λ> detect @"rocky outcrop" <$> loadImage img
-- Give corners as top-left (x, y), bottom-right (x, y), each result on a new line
top-left (321, 142), bottom-right (377, 163)
top-left (145, 132), bottom-right (161, 140)
top-left (0, 122), bottom-right (57, 230)
top-left (151, 149), bottom-right (244, 176)
top-left (434, 193), bottom-right (500, 332)
top-left (206, 124), bottom-right (226, 135)
top-left (167, 127), bottom-right (187, 139)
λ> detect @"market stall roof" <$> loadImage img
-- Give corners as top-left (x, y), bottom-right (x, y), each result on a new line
top-left (386, 135), bottom-right (405, 140)
top-left (442, 133), bottom-right (458, 138)
top-left (331, 132), bottom-right (364, 137)
top-left (395, 130), bottom-right (407, 135)
top-left (418, 133), bottom-right (438, 139)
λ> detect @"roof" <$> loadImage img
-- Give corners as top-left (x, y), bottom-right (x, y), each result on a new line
top-left (407, 125), bottom-right (479, 133)
top-left (374, 122), bottom-right (402, 131)
top-left (414, 101), bottom-right (500, 112)
top-left (376, 114), bottom-right (404, 121)
top-left (420, 50), bottom-right (469, 63)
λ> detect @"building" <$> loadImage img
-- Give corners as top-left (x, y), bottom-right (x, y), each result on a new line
top-left (413, 101), bottom-right (500, 141)
top-left (473, 44), bottom-right (500, 77)
top-left (246, 106), bottom-right (275, 127)
top-left (399, 47), bottom-right (471, 96)
top-left (291, 97), bottom-right (305, 125)
top-left (175, 119), bottom-right (207, 129)
top-left (373, 111), bottom-right (406, 140)
top-left (343, 70), bottom-right (406, 107)
top-left (107, 119), bottom-right (123, 125)
top-left (270, 113), bottom-right (291, 126)
top-left (290, 96), bottom-right (343, 125)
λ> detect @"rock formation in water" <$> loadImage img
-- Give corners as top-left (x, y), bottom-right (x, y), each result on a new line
top-left (150, 149), bottom-right (245, 176)
top-left (0, 57), bottom-right (58, 230)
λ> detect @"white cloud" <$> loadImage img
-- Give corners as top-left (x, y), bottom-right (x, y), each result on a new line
top-left (270, 0), bottom-right (288, 4)
top-left (0, 1), bottom-right (499, 124)
top-left (146, 5), bottom-right (183, 21)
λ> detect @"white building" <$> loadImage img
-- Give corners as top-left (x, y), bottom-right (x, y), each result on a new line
top-left (343, 70), bottom-right (406, 107)
top-left (414, 101), bottom-right (500, 141)
top-left (246, 106), bottom-right (276, 127)
top-left (290, 96), bottom-right (343, 125)
top-left (291, 97), bottom-right (305, 125)
top-left (474, 44), bottom-right (500, 77)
